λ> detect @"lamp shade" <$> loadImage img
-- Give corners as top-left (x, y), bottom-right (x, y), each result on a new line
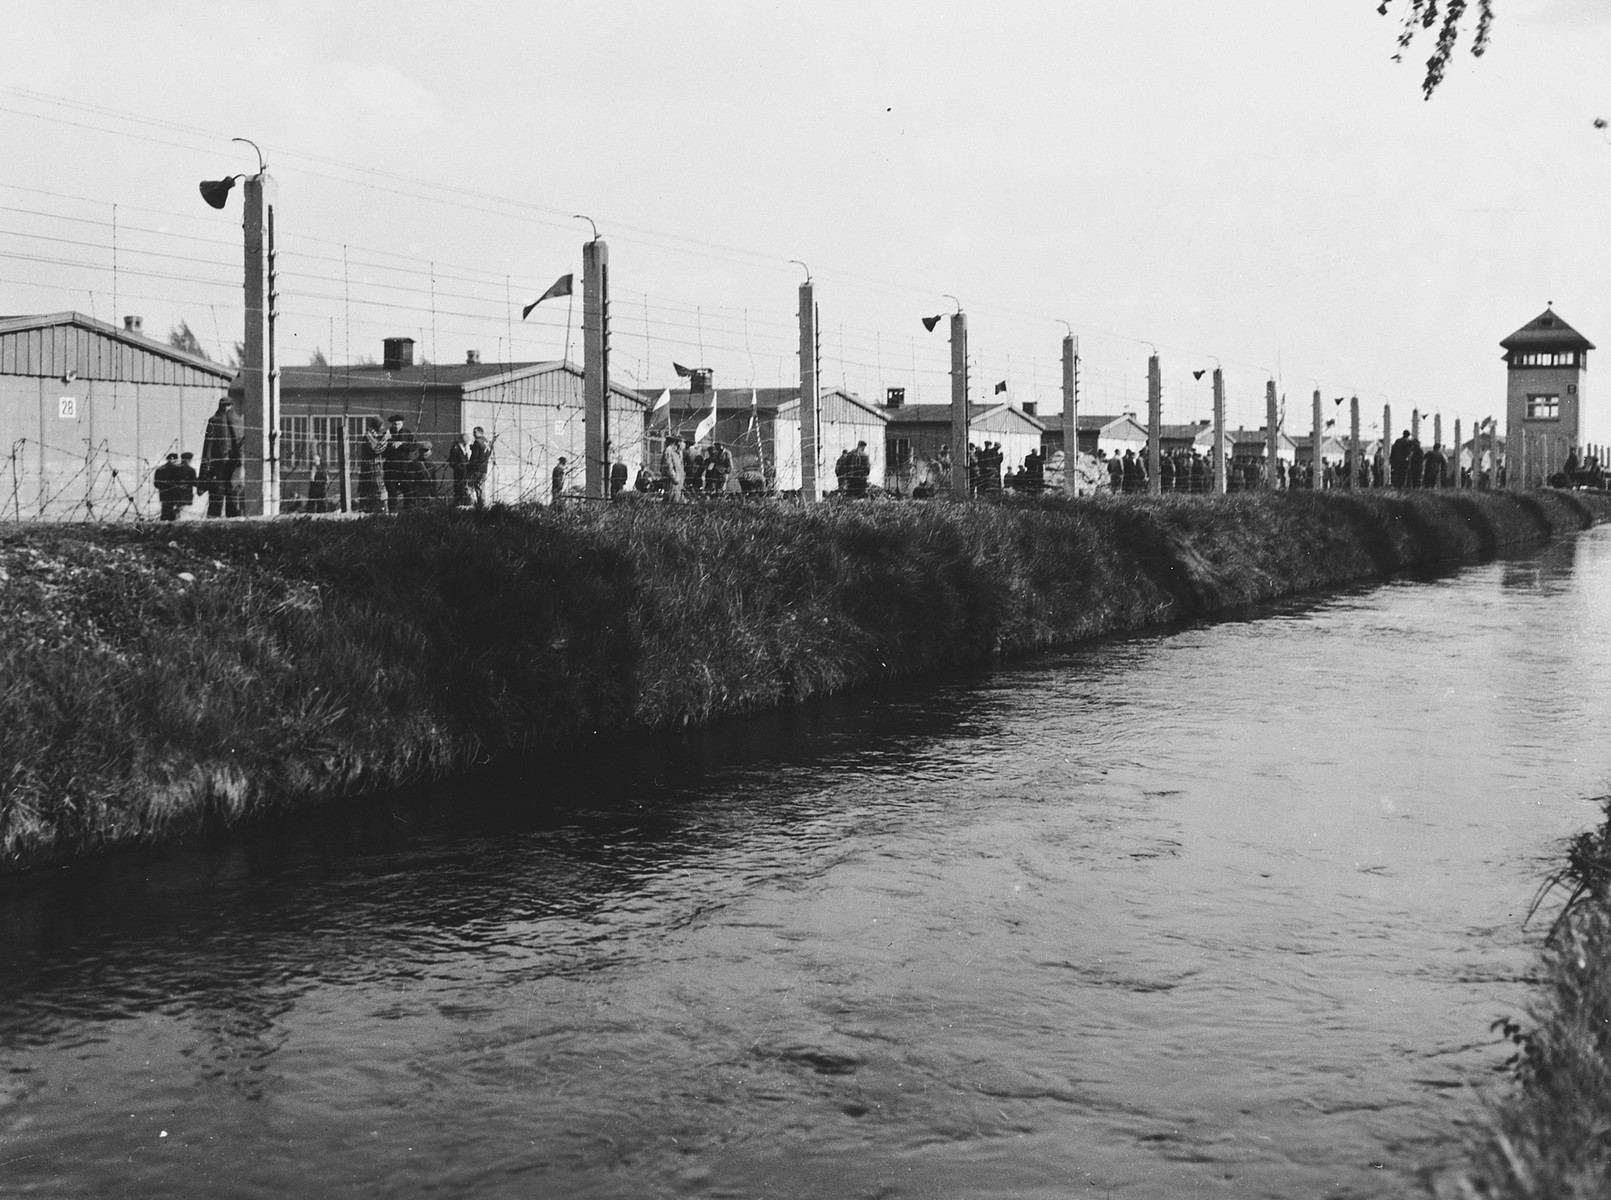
top-left (198, 177), bottom-right (238, 209)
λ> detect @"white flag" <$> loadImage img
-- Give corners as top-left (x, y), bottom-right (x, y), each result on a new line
top-left (652, 388), bottom-right (670, 411)
top-left (694, 403), bottom-right (717, 447)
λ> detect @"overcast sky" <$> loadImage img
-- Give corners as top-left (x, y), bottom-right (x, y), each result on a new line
top-left (4, 0), bottom-right (1610, 440)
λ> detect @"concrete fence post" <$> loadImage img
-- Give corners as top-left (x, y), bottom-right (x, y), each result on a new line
top-left (950, 312), bottom-right (969, 501)
top-left (1349, 396), bottom-right (1361, 491)
top-left (242, 172), bottom-right (278, 517)
top-left (1454, 418), bottom-right (1463, 488)
top-left (337, 416), bottom-right (352, 513)
top-left (1213, 368), bottom-right (1227, 495)
top-left (1266, 380), bottom-right (1279, 490)
top-left (1147, 355), bottom-right (1162, 495)
top-left (1062, 333), bottom-right (1077, 497)
top-left (582, 237), bottom-right (609, 500)
top-left (1433, 413), bottom-right (1443, 486)
top-left (1383, 404), bottom-right (1392, 487)
top-left (1312, 388), bottom-right (1323, 490)
top-left (799, 281), bottom-right (819, 502)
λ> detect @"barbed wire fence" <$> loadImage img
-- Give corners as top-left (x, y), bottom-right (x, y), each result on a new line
top-left (0, 88), bottom-right (1480, 523)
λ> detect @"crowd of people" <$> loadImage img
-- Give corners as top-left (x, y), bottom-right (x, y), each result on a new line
top-left (169, 394), bottom-right (1592, 519)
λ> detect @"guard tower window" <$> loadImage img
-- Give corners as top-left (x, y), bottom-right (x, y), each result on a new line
top-left (1526, 394), bottom-right (1560, 420)
top-left (1514, 351), bottom-right (1578, 367)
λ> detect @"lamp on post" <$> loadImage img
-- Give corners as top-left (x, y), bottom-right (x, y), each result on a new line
top-left (199, 138), bottom-right (279, 517)
top-left (924, 296), bottom-right (969, 500)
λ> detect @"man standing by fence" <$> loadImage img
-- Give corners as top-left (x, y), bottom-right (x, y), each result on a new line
top-left (468, 427), bottom-right (492, 508)
top-left (661, 434), bottom-right (686, 504)
top-left (200, 396), bottom-right (245, 518)
top-left (154, 453), bottom-right (184, 521)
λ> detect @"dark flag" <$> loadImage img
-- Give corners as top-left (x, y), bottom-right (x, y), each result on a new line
top-left (1192, 369), bottom-right (1206, 381)
top-left (521, 274), bottom-right (572, 319)
top-left (673, 362), bottom-right (695, 378)
top-left (921, 315), bottom-right (942, 332)
top-left (994, 381), bottom-right (1007, 394)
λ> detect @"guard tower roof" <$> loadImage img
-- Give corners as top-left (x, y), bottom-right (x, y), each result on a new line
top-left (1500, 307), bottom-right (1595, 353)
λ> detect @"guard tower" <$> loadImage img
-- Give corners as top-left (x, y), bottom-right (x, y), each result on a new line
top-left (1502, 306), bottom-right (1593, 488)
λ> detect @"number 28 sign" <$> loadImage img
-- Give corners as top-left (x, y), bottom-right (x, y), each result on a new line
top-left (58, 396), bottom-right (77, 420)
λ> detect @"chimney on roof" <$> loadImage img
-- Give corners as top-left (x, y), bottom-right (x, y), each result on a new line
top-left (465, 349), bottom-right (481, 365)
top-left (885, 386), bottom-right (905, 409)
top-left (383, 337), bottom-right (414, 371)
top-left (123, 315), bottom-right (143, 335)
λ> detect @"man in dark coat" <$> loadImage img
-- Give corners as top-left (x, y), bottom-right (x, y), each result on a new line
top-left (1407, 436), bottom-right (1425, 490)
top-left (846, 441), bottom-right (871, 497)
top-left (1121, 449), bottom-right (1144, 494)
top-left (200, 396), bottom-right (246, 517)
top-left (175, 452), bottom-right (198, 512)
top-left (1389, 431), bottom-right (1413, 488)
top-left (1023, 448), bottom-right (1044, 493)
top-left (704, 441), bottom-right (732, 494)
top-left (154, 452), bottom-right (185, 521)
top-left (467, 426), bottom-right (493, 508)
top-left (381, 415), bottom-right (411, 513)
top-left (1423, 444), bottom-right (1447, 489)
top-left (447, 433), bottom-right (472, 507)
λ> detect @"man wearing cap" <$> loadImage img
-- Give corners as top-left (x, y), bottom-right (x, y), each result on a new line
top-left (154, 452), bottom-right (185, 521)
top-left (846, 440), bottom-right (871, 498)
top-left (661, 433), bottom-right (686, 504)
top-left (176, 452), bottom-right (198, 515)
top-left (200, 396), bottom-right (246, 518)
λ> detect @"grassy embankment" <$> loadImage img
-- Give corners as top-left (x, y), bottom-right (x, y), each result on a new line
top-left (1453, 802), bottom-right (1611, 1199)
top-left (0, 487), bottom-right (1605, 871)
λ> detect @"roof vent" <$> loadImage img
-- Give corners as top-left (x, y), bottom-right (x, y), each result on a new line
top-left (1540, 315), bottom-right (1556, 328)
top-left (123, 315), bottom-right (143, 335)
top-left (466, 349), bottom-right (481, 365)
top-left (382, 337), bottom-right (414, 371)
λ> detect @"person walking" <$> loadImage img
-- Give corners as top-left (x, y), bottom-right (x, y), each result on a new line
top-left (660, 434), bottom-right (686, 504)
top-left (200, 396), bottom-right (246, 518)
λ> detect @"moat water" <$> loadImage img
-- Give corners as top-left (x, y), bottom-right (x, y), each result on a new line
top-left (5, 527), bottom-right (1611, 1198)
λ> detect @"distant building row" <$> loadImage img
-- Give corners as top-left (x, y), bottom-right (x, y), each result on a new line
top-left (0, 305), bottom-right (1594, 517)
